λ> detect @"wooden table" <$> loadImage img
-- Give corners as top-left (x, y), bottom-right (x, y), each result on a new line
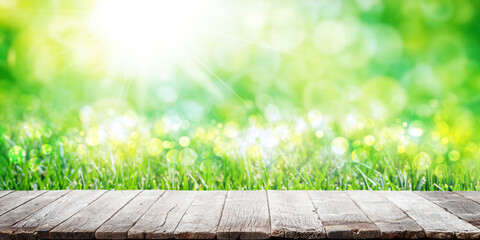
top-left (0, 190), bottom-right (480, 239)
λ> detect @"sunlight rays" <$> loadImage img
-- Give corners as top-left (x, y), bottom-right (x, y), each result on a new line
top-left (53, 40), bottom-right (107, 76)
top-left (202, 28), bottom-right (312, 60)
top-left (14, 0), bottom-right (315, 111)
top-left (187, 51), bottom-right (254, 111)
top-left (16, 34), bottom-right (98, 75)
top-left (117, 58), bottom-right (135, 106)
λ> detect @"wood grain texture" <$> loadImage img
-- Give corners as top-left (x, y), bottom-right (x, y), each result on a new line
top-left (49, 190), bottom-right (140, 240)
top-left (456, 191), bottom-right (480, 205)
top-left (174, 191), bottom-right (227, 239)
top-left (380, 191), bottom-right (480, 239)
top-left (268, 190), bottom-right (325, 239)
top-left (13, 190), bottom-right (106, 240)
top-left (128, 191), bottom-right (197, 239)
top-left (95, 190), bottom-right (165, 240)
top-left (217, 190), bottom-right (270, 240)
top-left (418, 191), bottom-right (480, 228)
top-left (0, 191), bottom-right (69, 240)
top-left (4, 190), bottom-right (480, 240)
top-left (308, 191), bottom-right (380, 239)
top-left (347, 191), bottom-right (424, 239)
top-left (0, 191), bottom-right (11, 199)
top-left (0, 191), bottom-right (46, 217)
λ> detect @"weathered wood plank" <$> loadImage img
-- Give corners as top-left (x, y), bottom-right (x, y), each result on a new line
top-left (217, 190), bottom-right (270, 240)
top-left (308, 191), bottom-right (380, 239)
top-left (456, 191), bottom-right (480, 205)
top-left (174, 191), bottom-right (227, 239)
top-left (0, 191), bottom-right (46, 217)
top-left (49, 190), bottom-right (140, 239)
top-left (95, 190), bottom-right (165, 240)
top-left (347, 191), bottom-right (424, 239)
top-left (3, 190), bottom-right (480, 240)
top-left (0, 191), bottom-right (69, 240)
top-left (380, 191), bottom-right (480, 239)
top-left (0, 191), bottom-right (11, 199)
top-left (418, 191), bottom-right (480, 228)
top-left (128, 191), bottom-right (197, 239)
top-left (13, 190), bottom-right (106, 240)
top-left (268, 190), bottom-right (325, 239)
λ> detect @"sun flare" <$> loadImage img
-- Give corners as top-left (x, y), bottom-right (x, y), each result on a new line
top-left (91, 0), bottom-right (213, 71)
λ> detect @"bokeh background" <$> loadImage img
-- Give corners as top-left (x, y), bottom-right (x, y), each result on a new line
top-left (1, 0), bottom-right (480, 190)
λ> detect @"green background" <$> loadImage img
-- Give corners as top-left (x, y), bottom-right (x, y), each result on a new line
top-left (1, 0), bottom-right (480, 190)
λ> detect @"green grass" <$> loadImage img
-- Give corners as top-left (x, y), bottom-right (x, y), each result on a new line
top-left (1, 107), bottom-right (479, 191)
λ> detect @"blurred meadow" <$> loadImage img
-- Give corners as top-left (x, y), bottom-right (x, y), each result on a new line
top-left (1, 0), bottom-right (480, 190)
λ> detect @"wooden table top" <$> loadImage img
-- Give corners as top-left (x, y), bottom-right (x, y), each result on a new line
top-left (0, 190), bottom-right (480, 239)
